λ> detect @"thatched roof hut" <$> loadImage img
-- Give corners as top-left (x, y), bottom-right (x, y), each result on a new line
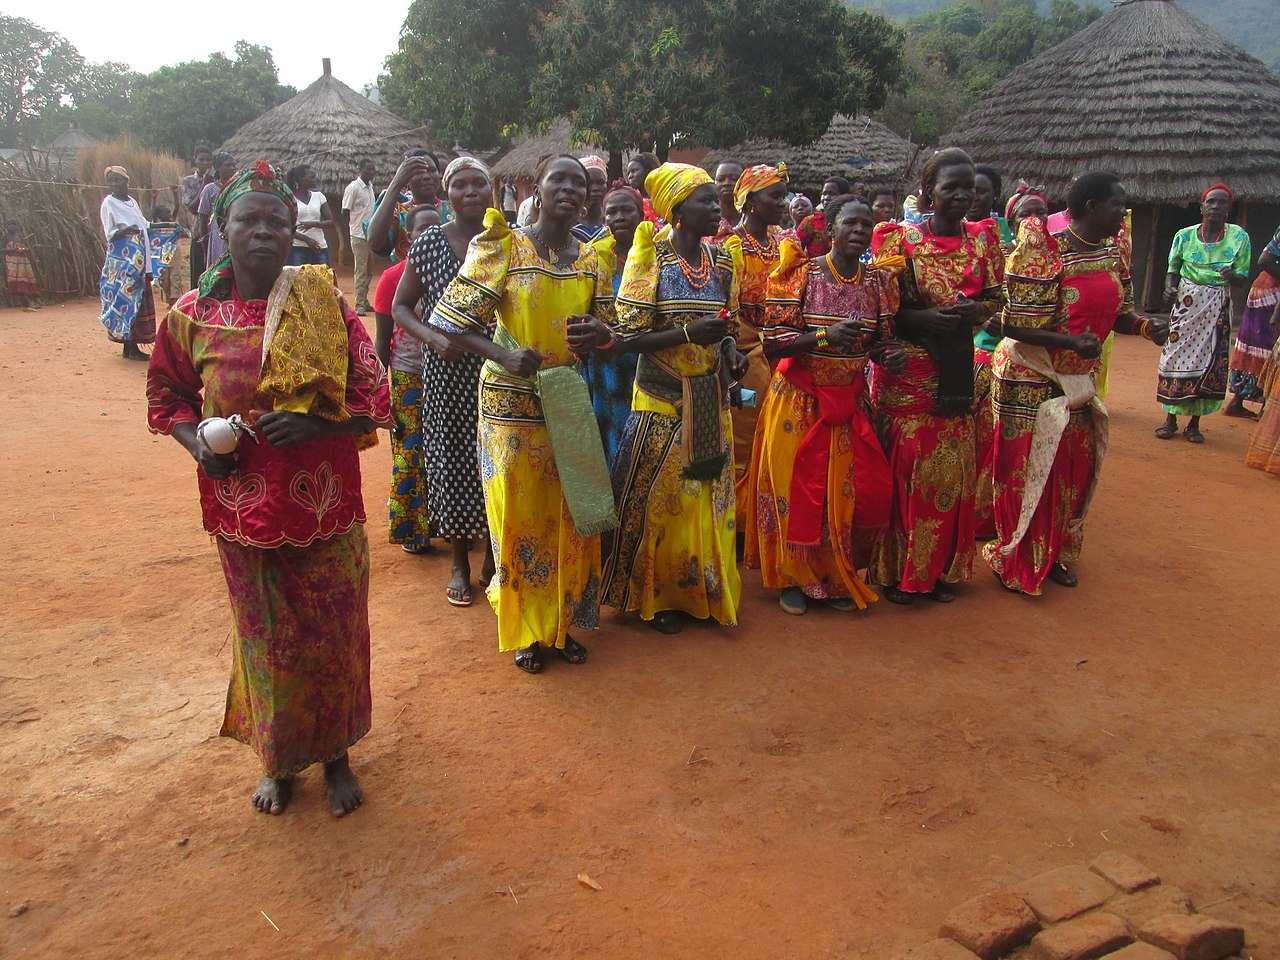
top-left (46, 126), bottom-right (98, 176)
top-left (942, 0), bottom-right (1280, 203)
top-left (218, 59), bottom-right (444, 199)
top-left (942, 0), bottom-right (1280, 309)
top-left (700, 115), bottom-right (918, 194)
top-left (490, 119), bottom-right (607, 182)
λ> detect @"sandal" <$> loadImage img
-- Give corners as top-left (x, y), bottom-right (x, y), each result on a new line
top-left (1154, 423), bottom-right (1177, 440)
top-left (1047, 561), bottom-right (1078, 587)
top-left (883, 586), bottom-right (915, 606)
top-left (445, 583), bottom-right (473, 607)
top-left (402, 542), bottom-right (432, 554)
top-left (651, 611), bottom-right (682, 634)
top-left (1183, 426), bottom-right (1205, 444)
top-left (824, 598), bottom-right (857, 612)
top-left (558, 636), bottom-right (588, 664)
top-left (514, 644), bottom-right (543, 674)
top-left (779, 587), bottom-right (808, 616)
top-left (929, 583), bottom-right (956, 604)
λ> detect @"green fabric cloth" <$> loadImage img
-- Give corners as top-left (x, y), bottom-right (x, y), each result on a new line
top-left (492, 325), bottom-right (617, 536)
top-left (1168, 223), bottom-right (1252, 286)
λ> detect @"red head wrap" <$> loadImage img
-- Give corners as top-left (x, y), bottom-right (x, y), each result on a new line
top-left (1200, 183), bottom-right (1233, 203)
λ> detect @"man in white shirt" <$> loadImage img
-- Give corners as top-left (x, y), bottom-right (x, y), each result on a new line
top-left (342, 158), bottom-right (377, 314)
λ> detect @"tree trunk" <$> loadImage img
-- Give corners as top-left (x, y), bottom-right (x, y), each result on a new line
top-left (656, 138), bottom-right (670, 163)
top-left (608, 148), bottom-right (623, 185)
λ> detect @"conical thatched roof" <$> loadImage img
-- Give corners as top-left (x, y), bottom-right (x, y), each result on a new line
top-left (218, 60), bottom-right (444, 197)
top-left (700, 115), bottom-right (918, 192)
top-left (490, 119), bottom-right (607, 179)
top-left (943, 0), bottom-right (1280, 204)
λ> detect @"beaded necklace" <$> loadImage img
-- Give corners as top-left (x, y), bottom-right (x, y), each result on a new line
top-left (825, 252), bottom-right (862, 284)
top-left (739, 227), bottom-right (778, 259)
top-left (1197, 222), bottom-right (1226, 245)
top-left (675, 242), bottom-right (712, 289)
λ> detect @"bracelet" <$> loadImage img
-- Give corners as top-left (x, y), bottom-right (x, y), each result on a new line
top-left (682, 325), bottom-right (692, 343)
top-left (596, 331), bottom-right (617, 351)
top-left (1137, 318), bottom-right (1152, 340)
top-left (814, 326), bottom-right (829, 349)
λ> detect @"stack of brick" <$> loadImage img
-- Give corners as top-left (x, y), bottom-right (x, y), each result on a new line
top-left (890, 853), bottom-right (1247, 960)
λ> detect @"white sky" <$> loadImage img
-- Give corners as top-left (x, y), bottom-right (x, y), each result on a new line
top-left (5, 2), bottom-right (413, 92)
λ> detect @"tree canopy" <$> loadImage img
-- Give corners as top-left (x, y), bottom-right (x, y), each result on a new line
top-left (381, 0), bottom-right (904, 157)
top-left (0, 16), bottom-right (89, 145)
top-left (876, 0), bottom-right (1104, 143)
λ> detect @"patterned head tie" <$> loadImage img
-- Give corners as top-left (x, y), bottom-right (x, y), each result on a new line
top-left (645, 163), bottom-right (713, 223)
top-left (733, 163), bottom-right (788, 213)
top-left (442, 156), bottom-right (492, 191)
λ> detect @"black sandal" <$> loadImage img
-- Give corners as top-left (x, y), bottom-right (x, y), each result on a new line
top-left (651, 611), bottom-right (682, 634)
top-left (1183, 426), bottom-right (1205, 444)
top-left (514, 644), bottom-right (543, 674)
top-left (558, 636), bottom-right (588, 664)
top-left (1047, 562), bottom-right (1078, 587)
top-left (883, 586), bottom-right (915, 606)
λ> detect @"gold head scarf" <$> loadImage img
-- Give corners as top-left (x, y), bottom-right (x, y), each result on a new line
top-left (645, 163), bottom-right (712, 223)
top-left (104, 165), bottom-right (129, 181)
top-left (732, 163), bottom-right (787, 213)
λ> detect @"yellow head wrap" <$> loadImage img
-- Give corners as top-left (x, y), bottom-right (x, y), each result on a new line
top-left (644, 163), bottom-right (712, 223)
top-left (104, 165), bottom-right (129, 181)
top-left (733, 163), bottom-right (787, 214)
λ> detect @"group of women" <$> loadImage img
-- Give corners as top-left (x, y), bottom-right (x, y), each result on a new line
top-left (141, 143), bottom-right (1273, 819)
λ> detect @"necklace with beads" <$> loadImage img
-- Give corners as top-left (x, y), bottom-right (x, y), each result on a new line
top-left (825, 252), bottom-right (862, 284)
top-left (1066, 224), bottom-right (1104, 249)
top-left (675, 243), bottom-right (712, 289)
top-left (1198, 223), bottom-right (1225, 245)
top-left (740, 228), bottom-right (778, 259)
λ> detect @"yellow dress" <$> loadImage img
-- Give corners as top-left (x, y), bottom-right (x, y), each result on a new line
top-left (744, 243), bottom-right (897, 608)
top-left (432, 210), bottom-right (615, 652)
top-left (602, 229), bottom-right (742, 624)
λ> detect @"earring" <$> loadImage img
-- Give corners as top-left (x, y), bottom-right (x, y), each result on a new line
top-left (534, 194), bottom-right (542, 209)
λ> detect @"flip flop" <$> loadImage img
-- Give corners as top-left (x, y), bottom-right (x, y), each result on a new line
top-left (1154, 424), bottom-right (1177, 440)
top-left (445, 583), bottom-right (473, 607)
top-left (1183, 427), bottom-right (1205, 444)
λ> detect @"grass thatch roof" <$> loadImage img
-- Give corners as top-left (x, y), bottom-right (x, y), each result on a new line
top-left (942, 0), bottom-right (1280, 204)
top-left (490, 119), bottom-right (607, 179)
top-left (700, 115), bottom-right (918, 193)
top-left (218, 60), bottom-right (446, 198)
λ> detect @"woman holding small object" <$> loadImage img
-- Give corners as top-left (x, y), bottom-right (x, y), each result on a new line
top-left (146, 161), bottom-right (392, 816)
top-left (601, 163), bottom-right (748, 635)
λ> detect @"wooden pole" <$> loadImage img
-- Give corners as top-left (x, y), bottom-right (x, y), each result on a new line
top-left (1142, 204), bottom-right (1162, 312)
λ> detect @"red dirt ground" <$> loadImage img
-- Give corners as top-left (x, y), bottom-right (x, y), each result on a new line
top-left (1, 285), bottom-right (1275, 959)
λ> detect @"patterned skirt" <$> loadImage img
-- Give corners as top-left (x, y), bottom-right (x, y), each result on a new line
top-left (3, 243), bottom-right (40, 298)
top-left (868, 345), bottom-right (976, 593)
top-left (973, 348), bottom-right (996, 541)
top-left (217, 527), bottom-right (372, 779)
top-left (1157, 278), bottom-right (1230, 415)
top-left (982, 358), bottom-right (1099, 595)
top-left (422, 348), bottom-right (487, 537)
top-left (1230, 270), bottom-right (1280, 401)
top-left (99, 235), bottom-right (156, 344)
top-left (388, 369), bottom-right (431, 549)
top-left (1245, 345), bottom-right (1280, 475)
top-left (602, 407), bottom-right (740, 624)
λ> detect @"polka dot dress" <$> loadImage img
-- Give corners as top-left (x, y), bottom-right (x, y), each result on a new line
top-left (407, 226), bottom-right (489, 538)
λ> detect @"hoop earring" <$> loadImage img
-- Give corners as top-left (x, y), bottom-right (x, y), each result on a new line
top-left (534, 194), bottom-right (542, 209)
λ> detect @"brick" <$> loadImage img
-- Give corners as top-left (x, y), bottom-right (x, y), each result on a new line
top-left (1108, 886), bottom-right (1193, 933)
top-left (890, 938), bottom-right (983, 960)
top-left (940, 891), bottom-right (1040, 959)
top-left (1090, 852), bottom-right (1161, 893)
top-left (1027, 912), bottom-right (1132, 960)
top-left (1137, 914), bottom-right (1245, 960)
top-left (1102, 944), bottom-right (1178, 960)
top-left (1015, 864), bottom-right (1116, 923)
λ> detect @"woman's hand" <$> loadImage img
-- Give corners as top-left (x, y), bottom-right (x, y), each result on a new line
top-left (425, 328), bottom-right (464, 362)
top-left (194, 443), bottom-right (239, 479)
top-left (952, 298), bottom-right (987, 327)
top-left (721, 341), bottom-right (749, 382)
top-left (501, 347), bottom-right (543, 378)
top-left (566, 315), bottom-right (610, 354)
top-left (686, 312), bottom-right (730, 345)
top-left (911, 306), bottom-right (963, 334)
top-left (1071, 332), bottom-right (1103, 359)
top-left (826, 317), bottom-right (872, 351)
top-left (1164, 284), bottom-right (1179, 303)
top-left (1146, 317), bottom-right (1171, 345)
top-left (255, 411), bottom-right (330, 448)
top-left (878, 343), bottom-right (908, 373)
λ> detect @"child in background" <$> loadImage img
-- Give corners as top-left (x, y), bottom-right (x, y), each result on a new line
top-left (147, 204), bottom-right (191, 304)
top-left (3, 219), bottom-right (41, 310)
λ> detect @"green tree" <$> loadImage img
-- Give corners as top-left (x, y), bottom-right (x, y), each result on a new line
top-left (381, 0), bottom-right (547, 149)
top-left (0, 16), bottom-right (87, 145)
top-left (131, 42), bottom-right (293, 158)
top-left (40, 62), bottom-right (141, 142)
top-left (530, 0), bottom-right (905, 163)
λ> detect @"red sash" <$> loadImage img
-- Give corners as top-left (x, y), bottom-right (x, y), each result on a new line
top-left (779, 357), bottom-right (891, 548)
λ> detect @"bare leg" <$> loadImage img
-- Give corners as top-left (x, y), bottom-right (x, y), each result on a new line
top-left (324, 753), bottom-right (364, 818)
top-left (251, 776), bottom-right (293, 815)
top-left (446, 538), bottom-right (471, 604)
top-left (1156, 413), bottom-right (1178, 439)
top-left (480, 540), bottom-right (495, 587)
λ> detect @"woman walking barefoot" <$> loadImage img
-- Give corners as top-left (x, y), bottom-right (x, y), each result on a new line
top-left (393, 157), bottom-right (498, 603)
top-left (146, 162), bottom-right (392, 815)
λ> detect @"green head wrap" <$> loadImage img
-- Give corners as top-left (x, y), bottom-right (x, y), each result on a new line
top-left (198, 160), bottom-right (298, 298)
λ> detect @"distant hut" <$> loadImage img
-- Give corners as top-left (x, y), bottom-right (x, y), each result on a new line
top-left (219, 59), bottom-right (447, 203)
top-left (491, 119), bottom-right (607, 202)
top-left (942, 0), bottom-right (1280, 309)
top-left (46, 126), bottom-right (98, 176)
top-left (701, 115), bottom-right (918, 195)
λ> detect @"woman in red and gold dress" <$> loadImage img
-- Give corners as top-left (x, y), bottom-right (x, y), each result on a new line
top-left (868, 148), bottom-right (1004, 605)
top-left (984, 172), bottom-right (1166, 595)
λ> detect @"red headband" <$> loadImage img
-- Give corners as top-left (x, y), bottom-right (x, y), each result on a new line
top-left (1200, 183), bottom-right (1233, 203)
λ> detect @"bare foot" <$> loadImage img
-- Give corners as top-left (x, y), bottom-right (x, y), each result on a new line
top-left (324, 754), bottom-right (364, 818)
top-left (251, 776), bottom-right (292, 815)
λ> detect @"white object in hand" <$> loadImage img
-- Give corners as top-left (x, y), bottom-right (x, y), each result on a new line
top-left (197, 415), bottom-right (256, 454)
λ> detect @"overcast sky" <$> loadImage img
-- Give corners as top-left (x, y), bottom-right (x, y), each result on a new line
top-left (9, 2), bottom-right (412, 92)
